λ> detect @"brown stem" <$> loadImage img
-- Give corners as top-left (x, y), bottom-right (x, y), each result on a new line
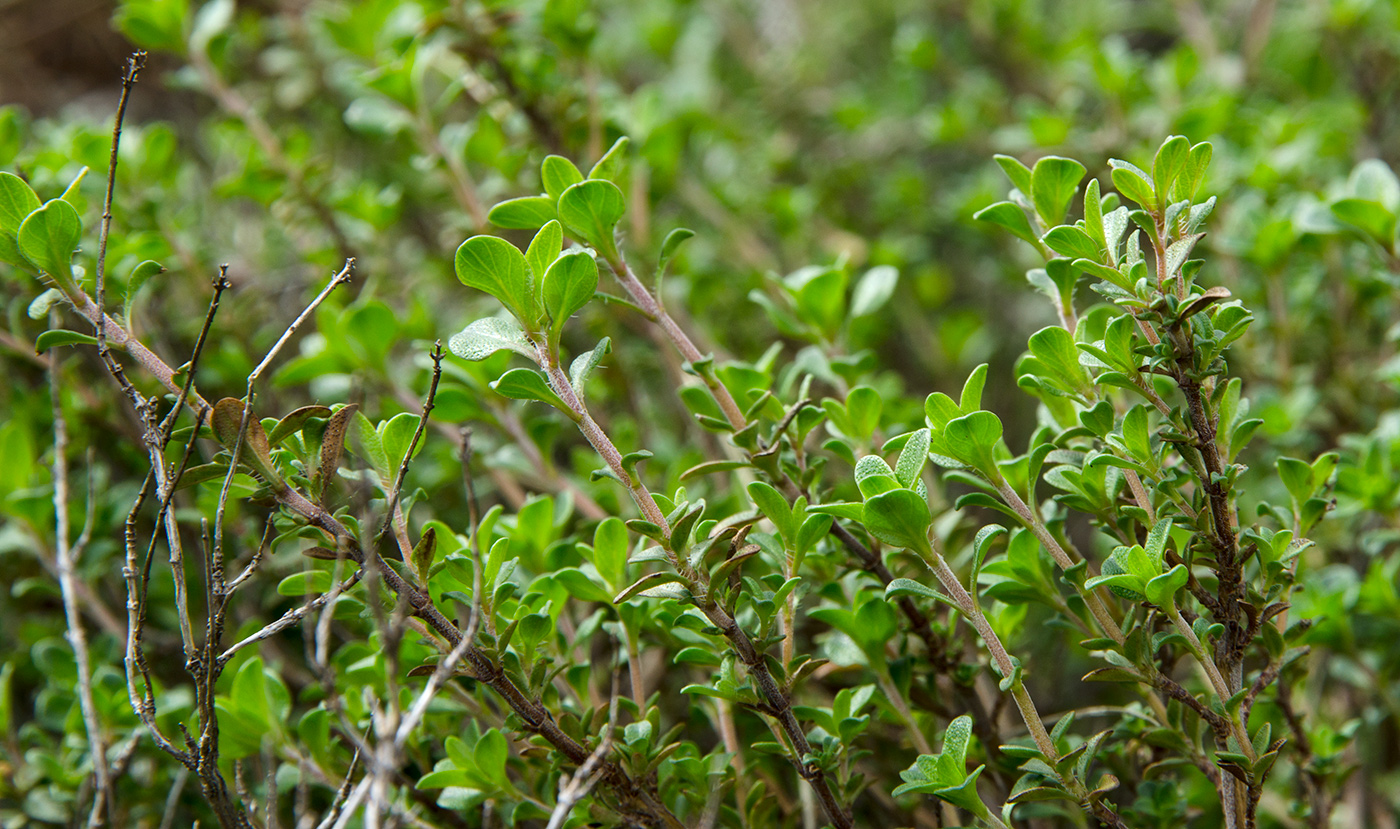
top-left (604, 256), bottom-right (747, 430)
top-left (694, 599), bottom-right (854, 829)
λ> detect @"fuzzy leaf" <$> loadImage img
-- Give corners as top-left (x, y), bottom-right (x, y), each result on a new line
top-left (448, 316), bottom-right (536, 362)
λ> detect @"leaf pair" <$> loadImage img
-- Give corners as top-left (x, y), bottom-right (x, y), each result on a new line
top-left (1085, 518), bottom-right (1187, 607)
top-left (892, 716), bottom-right (991, 817)
top-left (454, 221), bottom-right (598, 343)
top-left (486, 139), bottom-right (629, 261)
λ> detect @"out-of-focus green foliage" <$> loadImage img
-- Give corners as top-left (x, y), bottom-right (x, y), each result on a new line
top-left (1, 0), bottom-right (1399, 826)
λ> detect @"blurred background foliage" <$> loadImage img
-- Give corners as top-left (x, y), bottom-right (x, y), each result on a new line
top-left (2, 0), bottom-right (1400, 826)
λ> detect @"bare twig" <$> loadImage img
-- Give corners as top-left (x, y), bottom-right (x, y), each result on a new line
top-left (49, 331), bottom-right (113, 827)
top-left (93, 52), bottom-right (148, 406)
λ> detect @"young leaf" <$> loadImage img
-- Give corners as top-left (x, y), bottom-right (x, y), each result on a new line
top-left (942, 411), bottom-right (1004, 478)
top-left (490, 368), bottom-right (571, 414)
top-left (895, 428), bottom-right (931, 488)
top-left (569, 337), bottom-right (611, 397)
top-left (541, 155), bottom-right (584, 201)
top-left (994, 154), bottom-right (1033, 196)
top-left (862, 489), bottom-right (932, 551)
top-left (974, 201), bottom-right (1041, 248)
top-left (34, 330), bottom-right (97, 352)
top-left (17, 199), bottom-right (81, 282)
top-left (960, 363), bottom-right (989, 414)
top-left (1031, 156), bottom-right (1086, 227)
top-left (123, 259), bottom-right (165, 320)
top-left (1151, 136), bottom-right (1190, 204)
top-left (558, 180), bottom-right (625, 259)
top-left (1109, 160), bottom-right (1156, 211)
top-left (455, 236), bottom-right (539, 328)
top-left (1042, 225), bottom-right (1101, 261)
top-left (589, 517), bottom-right (628, 592)
top-left (1083, 178), bottom-right (1106, 253)
top-left (488, 196), bottom-right (557, 230)
top-left (541, 250), bottom-right (599, 338)
top-left (525, 220), bottom-right (563, 282)
top-left (748, 481), bottom-right (796, 544)
top-left (0, 172), bottom-right (41, 235)
top-left (656, 227), bottom-right (694, 285)
top-left (589, 136), bottom-right (630, 181)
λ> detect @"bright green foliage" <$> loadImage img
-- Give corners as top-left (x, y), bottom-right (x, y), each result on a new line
top-left (1, 3), bottom-right (1398, 828)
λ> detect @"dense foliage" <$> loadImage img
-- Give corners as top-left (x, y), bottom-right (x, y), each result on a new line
top-left (2, 1), bottom-right (1399, 827)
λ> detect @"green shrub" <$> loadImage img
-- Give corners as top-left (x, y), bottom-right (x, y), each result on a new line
top-left (1, 2), bottom-right (1399, 828)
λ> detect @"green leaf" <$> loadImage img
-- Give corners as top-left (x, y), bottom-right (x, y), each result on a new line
top-left (846, 385), bottom-right (882, 440)
top-left (0, 172), bottom-right (41, 236)
top-left (278, 570), bottom-right (334, 596)
top-left (885, 578), bottom-right (951, 607)
top-left (488, 196), bottom-right (557, 230)
top-left (863, 489), bottom-right (932, 550)
top-left (855, 455), bottom-right (900, 499)
top-left (558, 180), bottom-right (625, 259)
top-left (411, 528), bottom-right (437, 585)
top-left (1151, 136), bottom-right (1190, 203)
top-left (448, 316), bottom-right (536, 362)
top-left (1083, 178), bottom-right (1106, 253)
top-left (589, 136), bottom-right (630, 181)
top-left (1086, 553), bottom-right (1145, 601)
top-left (1172, 142), bottom-right (1213, 203)
top-left (455, 235), bottom-right (539, 328)
top-left (994, 154), bottom-right (1033, 196)
top-left (569, 337), bottom-right (611, 397)
top-left (123, 259), bottom-right (165, 319)
top-left (265, 405), bottom-right (331, 447)
top-left (541, 250), bottom-right (599, 337)
top-left (541, 155), bottom-right (583, 201)
top-left (474, 729), bottom-right (510, 788)
top-left (589, 517), bottom-right (628, 591)
top-left (1330, 198), bottom-right (1396, 245)
top-left (941, 714), bottom-right (973, 766)
top-left (805, 501), bottom-right (866, 522)
top-left (17, 199), bottom-right (81, 282)
top-left (491, 368), bottom-right (570, 414)
top-left (1143, 517), bottom-right (1174, 568)
top-left (1110, 160), bottom-right (1156, 211)
top-left (851, 265), bottom-right (898, 316)
top-left (1143, 564), bottom-right (1188, 607)
top-left (34, 329), bottom-right (96, 352)
top-left (1027, 325), bottom-right (1091, 396)
top-left (974, 201), bottom-right (1040, 248)
top-left (960, 363), bottom-right (989, 414)
top-left (1031, 156), bottom-right (1086, 227)
top-left (895, 428), bottom-right (930, 488)
top-left (1042, 225), bottom-right (1100, 261)
top-left (942, 411), bottom-right (1004, 477)
top-left (655, 227), bottom-right (694, 292)
top-left (378, 412), bottom-right (423, 473)
top-left (1277, 457), bottom-right (1314, 506)
top-left (748, 481), bottom-right (796, 544)
top-left (525, 220), bottom-right (563, 281)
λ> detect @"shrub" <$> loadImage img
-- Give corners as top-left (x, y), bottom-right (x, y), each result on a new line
top-left (1, 3), bottom-right (1399, 828)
